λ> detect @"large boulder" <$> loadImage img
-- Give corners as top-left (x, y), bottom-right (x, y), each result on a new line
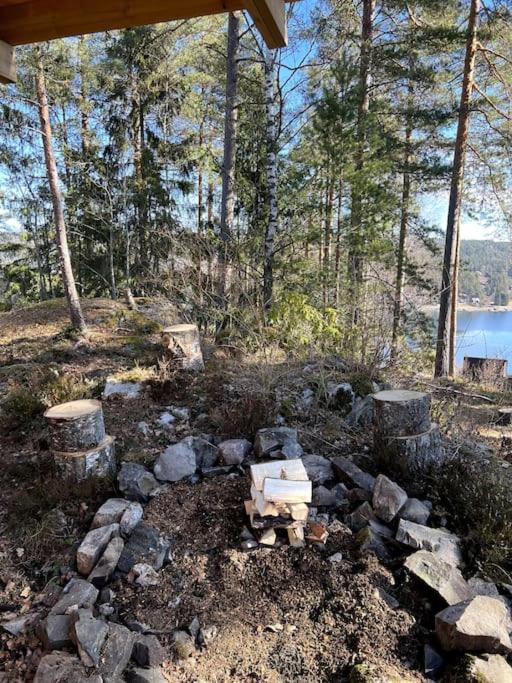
top-left (34, 652), bottom-right (102, 683)
top-left (153, 441), bottom-right (197, 482)
top-left (396, 519), bottom-right (462, 566)
top-left (254, 427), bottom-right (303, 459)
top-left (457, 654), bottom-right (512, 682)
top-left (118, 463), bottom-right (159, 502)
top-left (405, 550), bottom-right (473, 605)
top-left (99, 623), bottom-right (136, 680)
top-left (436, 596), bottom-right (512, 654)
top-left (372, 475), bottom-right (407, 523)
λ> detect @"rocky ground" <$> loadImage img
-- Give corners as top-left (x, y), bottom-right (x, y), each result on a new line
top-left (1, 299), bottom-right (512, 682)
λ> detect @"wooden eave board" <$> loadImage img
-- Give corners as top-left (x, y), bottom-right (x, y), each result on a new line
top-left (250, 459), bottom-right (309, 491)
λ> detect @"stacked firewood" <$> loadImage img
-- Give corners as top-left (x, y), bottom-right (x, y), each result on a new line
top-left (244, 459), bottom-right (313, 547)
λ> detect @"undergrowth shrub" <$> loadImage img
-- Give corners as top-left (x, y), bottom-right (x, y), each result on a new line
top-left (210, 394), bottom-right (276, 439)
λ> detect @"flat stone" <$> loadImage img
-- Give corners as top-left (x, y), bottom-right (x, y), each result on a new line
top-left (34, 652), bottom-right (102, 683)
top-left (332, 456), bottom-right (375, 492)
top-left (76, 523), bottom-right (120, 575)
top-left (465, 654), bottom-right (512, 682)
top-left (118, 462), bottom-right (160, 503)
top-left (125, 668), bottom-right (167, 683)
top-left (71, 609), bottom-right (109, 668)
top-left (99, 622), bottom-right (136, 680)
top-left (347, 501), bottom-right (378, 532)
top-left (396, 519), bottom-right (462, 566)
top-left (117, 523), bottom-right (170, 574)
top-left (312, 485), bottom-right (336, 507)
top-left (468, 576), bottom-right (500, 597)
top-left (399, 498), bottom-right (430, 525)
top-left (130, 562), bottom-right (160, 587)
top-left (2, 612), bottom-right (39, 636)
top-left (372, 475), bottom-right (407, 523)
top-left (218, 439), bottom-right (252, 466)
top-left (132, 635), bottom-right (166, 667)
top-left (302, 454), bottom-right (334, 484)
top-left (120, 502), bottom-right (144, 536)
top-left (436, 596), bottom-right (512, 653)
top-left (91, 498), bottom-right (130, 529)
top-left (88, 536), bottom-right (124, 587)
top-left (38, 614), bottom-right (73, 650)
top-left (50, 578), bottom-right (98, 615)
top-left (405, 550), bottom-right (473, 605)
top-left (153, 441), bottom-right (197, 482)
top-left (103, 380), bottom-right (142, 399)
top-left (254, 427), bottom-right (303, 458)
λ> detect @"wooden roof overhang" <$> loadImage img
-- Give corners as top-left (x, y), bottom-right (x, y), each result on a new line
top-left (0, 0), bottom-right (287, 83)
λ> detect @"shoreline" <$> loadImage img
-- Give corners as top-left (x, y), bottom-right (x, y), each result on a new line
top-left (421, 304), bottom-right (512, 314)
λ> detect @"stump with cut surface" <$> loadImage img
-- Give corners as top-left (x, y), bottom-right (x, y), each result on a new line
top-left (53, 435), bottom-right (116, 482)
top-left (162, 323), bottom-right (204, 371)
top-left (373, 390), bottom-right (431, 438)
top-left (497, 408), bottom-right (512, 426)
top-left (44, 399), bottom-right (106, 452)
top-left (376, 423), bottom-right (443, 480)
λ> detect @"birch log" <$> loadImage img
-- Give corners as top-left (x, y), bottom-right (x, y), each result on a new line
top-left (162, 324), bottom-right (204, 371)
top-left (44, 399), bottom-right (105, 451)
top-left (376, 424), bottom-right (443, 480)
top-left (373, 390), bottom-right (431, 438)
top-left (53, 435), bottom-right (116, 482)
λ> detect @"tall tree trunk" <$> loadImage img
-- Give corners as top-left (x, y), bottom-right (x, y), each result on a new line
top-left (198, 116), bottom-right (205, 233)
top-left (348, 0), bottom-right (375, 326)
top-left (323, 174), bottom-right (334, 308)
top-left (35, 48), bottom-right (87, 333)
top-left (434, 0), bottom-right (480, 377)
top-left (263, 45), bottom-right (279, 313)
top-left (334, 177), bottom-right (343, 309)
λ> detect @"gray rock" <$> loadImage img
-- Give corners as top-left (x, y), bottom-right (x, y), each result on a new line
top-left (372, 474), bottom-right (407, 523)
top-left (173, 630), bottom-right (195, 659)
top-left (130, 562), bottom-right (160, 588)
top-left (326, 381), bottom-right (354, 411)
top-left (117, 523), bottom-right (170, 574)
top-left (98, 587), bottom-right (115, 605)
top-left (50, 578), bottom-right (98, 615)
top-left (76, 523), bottom-right (120, 575)
top-left (296, 387), bottom-right (315, 415)
top-left (355, 526), bottom-right (390, 561)
top-left (328, 552), bottom-right (343, 564)
top-left (347, 501), bottom-right (377, 532)
top-left (468, 576), bottom-right (500, 597)
top-left (34, 652), bottom-right (102, 683)
top-left (103, 380), bottom-right (142, 399)
top-left (157, 411), bottom-right (175, 428)
top-left (169, 406), bottom-right (191, 421)
top-left (405, 550), bottom-right (473, 605)
top-left (38, 614), bottom-right (73, 650)
top-left (125, 668), bottom-right (167, 683)
top-left (399, 498), bottom-right (430, 525)
top-left (71, 609), bottom-right (109, 667)
top-left (332, 482), bottom-right (349, 507)
top-left (312, 485), bottom-right (336, 507)
top-left (132, 635), bottom-right (166, 667)
top-left (464, 654), bottom-right (512, 682)
top-left (376, 588), bottom-right (399, 609)
top-left (2, 613), bottom-right (39, 636)
top-left (424, 644), bottom-right (444, 679)
top-left (302, 454), bottom-right (333, 485)
top-left (436, 596), bottom-right (512, 653)
top-left (332, 456), bottom-right (375, 492)
top-left (185, 436), bottom-right (218, 469)
top-left (88, 536), bottom-right (124, 587)
top-left (137, 421), bottom-right (151, 437)
top-left (346, 487), bottom-right (372, 503)
top-left (153, 441), bottom-right (197, 482)
top-left (99, 622), bottom-right (136, 680)
top-left (396, 519), bottom-right (462, 566)
top-left (91, 498), bottom-right (130, 529)
top-left (218, 439), bottom-right (252, 466)
top-left (198, 625), bottom-right (218, 647)
top-left (281, 441), bottom-right (304, 459)
top-left (345, 395), bottom-right (374, 429)
top-left (120, 502), bottom-right (144, 536)
top-left (254, 427), bottom-right (303, 458)
top-left (118, 463), bottom-right (160, 503)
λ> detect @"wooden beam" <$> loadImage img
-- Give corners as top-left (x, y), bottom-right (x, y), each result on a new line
top-left (0, 40), bottom-right (16, 84)
top-left (245, 0), bottom-right (287, 48)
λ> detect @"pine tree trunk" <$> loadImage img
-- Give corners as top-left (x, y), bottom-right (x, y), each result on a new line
top-left (198, 116), bottom-right (205, 234)
top-left (334, 177), bottom-right (343, 309)
top-left (263, 46), bottom-right (279, 313)
top-left (35, 48), bottom-right (87, 333)
top-left (434, 0), bottom-right (480, 378)
top-left (323, 176), bottom-right (334, 307)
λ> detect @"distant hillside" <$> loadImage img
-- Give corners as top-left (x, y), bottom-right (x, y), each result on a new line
top-left (458, 240), bottom-right (511, 305)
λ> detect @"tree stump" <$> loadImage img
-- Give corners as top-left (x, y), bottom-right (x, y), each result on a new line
top-left (162, 324), bottom-right (204, 371)
top-left (53, 435), bottom-right (116, 482)
top-left (376, 424), bottom-right (443, 480)
top-left (373, 390), bottom-right (431, 438)
top-left (497, 408), bottom-right (512, 426)
top-left (44, 399), bottom-right (106, 452)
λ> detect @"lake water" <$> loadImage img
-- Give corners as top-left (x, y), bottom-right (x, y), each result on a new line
top-left (454, 310), bottom-right (512, 370)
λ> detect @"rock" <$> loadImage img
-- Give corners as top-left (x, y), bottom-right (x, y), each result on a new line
top-left (345, 396), bottom-right (374, 429)
top-left (137, 421), bottom-right (151, 437)
top-left (254, 427), bottom-right (303, 459)
top-left (76, 523), bottom-right (120, 575)
top-left (347, 502), bottom-right (378, 532)
top-left (435, 596), bottom-right (512, 653)
top-left (241, 539), bottom-right (258, 551)
top-left (396, 520), bottom-right (462, 566)
top-left (38, 614), bottom-right (73, 650)
top-left (88, 536), bottom-right (124, 587)
top-left (312, 485), bottom-right (336, 507)
top-left (186, 435), bottom-right (218, 469)
top-left (91, 498), bottom-right (130, 529)
top-left (468, 576), bottom-right (500, 597)
top-left (132, 635), bottom-right (166, 667)
top-left (120, 502), bottom-right (144, 536)
top-left (168, 406), bottom-right (191, 421)
top-left (118, 463), bottom-right (160, 503)
top-left (347, 488), bottom-right (372, 503)
top-left (71, 609), bottom-right (109, 667)
top-left (130, 563), bottom-right (160, 588)
top-left (125, 668), bottom-right (167, 683)
top-left (99, 604), bottom-right (115, 617)
top-left (50, 578), bottom-right (98, 615)
top-left (328, 552), bottom-right (343, 564)
top-left (201, 465), bottom-right (234, 477)
top-left (399, 498), bottom-right (430, 525)
top-left (103, 379), bottom-right (142, 399)
top-left (424, 644), bottom-right (444, 679)
top-left (153, 440), bottom-right (197, 482)
top-left (355, 526), bottom-right (390, 561)
top-left (117, 523), bottom-right (170, 574)
top-left (98, 587), bottom-right (115, 605)
top-left (99, 622), bottom-right (136, 680)
top-left (302, 454), bottom-right (334, 485)
top-left (218, 439), bottom-right (252, 465)
top-left (296, 388), bottom-right (315, 415)
top-left (326, 381), bottom-right (354, 411)
top-left (198, 625), bottom-right (218, 647)
top-left (332, 456), bottom-right (375, 492)
top-left (173, 630), bottom-right (195, 659)
top-left (405, 550), bottom-right (473, 605)
top-left (34, 652), bottom-right (102, 683)
top-left (332, 482), bottom-right (349, 507)
top-left (2, 613), bottom-right (39, 636)
top-left (372, 475), bottom-right (407, 523)
top-left (460, 653), bottom-right (512, 682)
top-left (157, 411), bottom-right (175, 428)
top-left (376, 588), bottom-right (399, 609)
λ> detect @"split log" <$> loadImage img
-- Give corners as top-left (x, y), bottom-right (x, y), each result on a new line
top-left (250, 513), bottom-right (302, 530)
top-left (263, 478), bottom-right (312, 504)
top-left (53, 435), bottom-right (116, 482)
top-left (375, 423), bottom-right (444, 481)
top-left (250, 459), bottom-right (308, 491)
top-left (373, 390), bottom-right (431, 438)
top-left (44, 399), bottom-right (105, 452)
top-left (162, 324), bottom-right (204, 371)
top-left (287, 526), bottom-right (305, 548)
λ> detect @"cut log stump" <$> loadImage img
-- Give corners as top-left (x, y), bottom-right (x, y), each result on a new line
top-left (497, 408), bottom-right (512, 426)
top-left (53, 435), bottom-right (116, 482)
top-left (162, 324), bottom-right (204, 371)
top-left (373, 390), bottom-right (431, 438)
top-left (44, 399), bottom-right (105, 452)
top-left (376, 423), bottom-right (443, 479)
